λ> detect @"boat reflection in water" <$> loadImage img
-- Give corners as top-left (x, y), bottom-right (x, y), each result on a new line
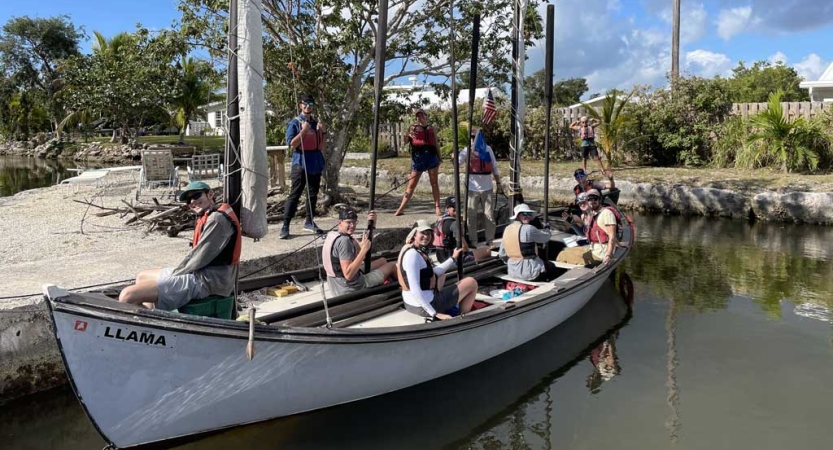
top-left (178, 276), bottom-right (632, 450)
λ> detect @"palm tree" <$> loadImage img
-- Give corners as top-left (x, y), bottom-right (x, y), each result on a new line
top-left (170, 56), bottom-right (221, 144)
top-left (56, 107), bottom-right (94, 141)
top-left (580, 89), bottom-right (635, 167)
top-left (747, 90), bottom-right (831, 173)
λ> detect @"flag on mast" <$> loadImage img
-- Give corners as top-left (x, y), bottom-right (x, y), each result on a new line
top-left (482, 88), bottom-right (497, 125)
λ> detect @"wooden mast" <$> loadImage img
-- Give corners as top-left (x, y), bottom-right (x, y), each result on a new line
top-left (365, 0), bottom-right (388, 272)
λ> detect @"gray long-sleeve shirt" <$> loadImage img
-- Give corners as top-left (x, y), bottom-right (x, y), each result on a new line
top-left (498, 223), bottom-right (552, 280)
top-left (172, 210), bottom-right (236, 297)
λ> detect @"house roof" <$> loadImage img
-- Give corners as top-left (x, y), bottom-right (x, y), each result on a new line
top-left (567, 95), bottom-right (608, 110)
top-left (799, 61), bottom-right (833, 88)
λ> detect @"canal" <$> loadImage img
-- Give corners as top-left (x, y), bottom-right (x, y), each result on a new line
top-left (0, 156), bottom-right (83, 197)
top-left (1, 212), bottom-right (831, 449)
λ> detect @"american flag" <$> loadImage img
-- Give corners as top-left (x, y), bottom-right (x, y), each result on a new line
top-left (482, 88), bottom-right (497, 125)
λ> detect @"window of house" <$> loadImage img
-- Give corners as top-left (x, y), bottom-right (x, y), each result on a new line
top-left (214, 110), bottom-right (226, 129)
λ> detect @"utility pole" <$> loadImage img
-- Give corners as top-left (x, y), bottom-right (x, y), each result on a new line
top-left (671, 0), bottom-right (680, 82)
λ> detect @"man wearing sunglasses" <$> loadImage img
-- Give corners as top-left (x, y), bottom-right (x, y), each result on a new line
top-left (499, 204), bottom-right (557, 282)
top-left (282, 94), bottom-right (327, 239)
top-left (572, 167), bottom-right (614, 201)
top-left (119, 181), bottom-right (242, 311)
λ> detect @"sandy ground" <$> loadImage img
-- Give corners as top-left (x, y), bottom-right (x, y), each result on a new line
top-left (0, 173), bottom-right (438, 301)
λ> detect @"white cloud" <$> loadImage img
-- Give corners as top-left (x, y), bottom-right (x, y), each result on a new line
top-left (794, 54), bottom-right (828, 81)
top-left (659, 2), bottom-right (708, 44)
top-left (768, 51), bottom-right (787, 65)
top-left (716, 6), bottom-right (759, 40)
top-left (685, 50), bottom-right (733, 78)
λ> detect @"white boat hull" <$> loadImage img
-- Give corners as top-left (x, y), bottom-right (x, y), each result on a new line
top-left (51, 274), bottom-right (607, 448)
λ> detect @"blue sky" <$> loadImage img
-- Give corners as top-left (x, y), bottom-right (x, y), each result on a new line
top-left (3, 0), bottom-right (832, 96)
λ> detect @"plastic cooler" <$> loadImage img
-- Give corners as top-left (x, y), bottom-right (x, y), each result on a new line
top-left (178, 295), bottom-right (235, 319)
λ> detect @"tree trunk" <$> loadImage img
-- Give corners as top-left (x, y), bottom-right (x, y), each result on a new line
top-left (110, 129), bottom-right (118, 143)
top-left (178, 128), bottom-right (186, 145)
top-left (323, 128), bottom-right (350, 204)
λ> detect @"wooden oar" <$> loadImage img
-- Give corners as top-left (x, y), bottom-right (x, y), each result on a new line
top-left (246, 307), bottom-right (256, 360)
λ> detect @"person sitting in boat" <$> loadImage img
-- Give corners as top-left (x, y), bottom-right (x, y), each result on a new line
top-left (399, 220), bottom-right (479, 320)
top-left (572, 167), bottom-right (614, 201)
top-left (434, 196), bottom-right (491, 264)
top-left (585, 189), bottom-right (619, 266)
top-left (563, 192), bottom-right (592, 234)
top-left (457, 128), bottom-right (502, 245)
top-left (322, 208), bottom-right (397, 296)
top-left (118, 181), bottom-right (242, 311)
top-left (394, 108), bottom-right (442, 217)
top-left (498, 204), bottom-right (558, 282)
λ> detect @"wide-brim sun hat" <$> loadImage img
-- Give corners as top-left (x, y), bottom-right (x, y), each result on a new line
top-left (512, 203), bottom-right (538, 220)
top-left (178, 181), bottom-right (211, 203)
top-left (413, 219), bottom-right (433, 232)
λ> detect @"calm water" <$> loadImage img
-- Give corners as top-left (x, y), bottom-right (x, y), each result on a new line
top-left (2, 213), bottom-right (832, 450)
top-left (0, 155), bottom-right (81, 197)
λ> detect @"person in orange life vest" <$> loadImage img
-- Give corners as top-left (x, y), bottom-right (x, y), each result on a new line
top-left (572, 167), bottom-right (614, 201)
top-left (570, 116), bottom-right (604, 173)
top-left (433, 196), bottom-right (492, 264)
top-left (119, 181), bottom-right (241, 311)
top-left (394, 108), bottom-right (442, 217)
top-left (322, 208), bottom-right (397, 296)
top-left (457, 128), bottom-right (502, 245)
top-left (399, 220), bottom-right (479, 320)
top-left (585, 189), bottom-right (619, 265)
top-left (498, 204), bottom-right (558, 282)
top-left (280, 94), bottom-right (327, 239)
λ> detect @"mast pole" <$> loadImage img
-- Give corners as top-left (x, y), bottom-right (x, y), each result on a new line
top-left (450, 0), bottom-right (463, 280)
top-left (365, 0), bottom-right (388, 273)
top-left (543, 5), bottom-right (554, 253)
top-left (226, 0), bottom-right (242, 219)
top-left (464, 14), bottom-right (480, 249)
top-left (509, 0), bottom-right (519, 212)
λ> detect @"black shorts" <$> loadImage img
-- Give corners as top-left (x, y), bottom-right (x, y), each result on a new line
top-left (404, 284), bottom-right (460, 317)
top-left (581, 145), bottom-right (599, 159)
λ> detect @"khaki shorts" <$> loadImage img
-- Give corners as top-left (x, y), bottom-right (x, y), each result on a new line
top-left (556, 246), bottom-right (594, 266)
top-left (363, 268), bottom-right (387, 288)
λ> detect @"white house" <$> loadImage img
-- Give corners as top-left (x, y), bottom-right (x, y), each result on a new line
top-left (799, 62), bottom-right (833, 102)
top-left (187, 101), bottom-right (226, 137)
top-left (383, 82), bottom-right (506, 110)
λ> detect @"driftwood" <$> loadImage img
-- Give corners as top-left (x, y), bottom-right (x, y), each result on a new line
top-left (73, 199), bottom-right (194, 235)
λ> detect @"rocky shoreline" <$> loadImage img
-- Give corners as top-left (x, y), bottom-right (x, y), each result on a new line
top-left (1, 138), bottom-right (146, 164)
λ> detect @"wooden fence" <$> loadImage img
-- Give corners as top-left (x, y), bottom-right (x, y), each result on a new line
top-left (731, 102), bottom-right (830, 119)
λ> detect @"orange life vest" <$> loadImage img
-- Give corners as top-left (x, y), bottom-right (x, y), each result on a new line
top-left (468, 147), bottom-right (493, 175)
top-left (192, 203), bottom-right (242, 266)
top-left (587, 206), bottom-right (621, 245)
top-left (294, 117), bottom-right (320, 152)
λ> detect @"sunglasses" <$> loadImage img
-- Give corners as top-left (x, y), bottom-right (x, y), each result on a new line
top-left (187, 191), bottom-right (205, 203)
top-left (587, 196), bottom-right (601, 201)
top-left (301, 101), bottom-right (314, 107)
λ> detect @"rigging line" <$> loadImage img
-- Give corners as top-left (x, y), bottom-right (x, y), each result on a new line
top-left (238, 223), bottom-right (337, 280)
top-left (0, 278), bottom-right (135, 302)
top-left (286, 30), bottom-right (332, 328)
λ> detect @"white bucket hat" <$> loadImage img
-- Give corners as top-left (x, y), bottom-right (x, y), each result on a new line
top-left (512, 203), bottom-right (537, 220)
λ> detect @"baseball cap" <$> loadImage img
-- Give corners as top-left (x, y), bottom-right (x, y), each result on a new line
top-left (586, 189), bottom-right (601, 198)
top-left (178, 181), bottom-right (211, 203)
top-left (445, 196), bottom-right (456, 208)
top-left (338, 208), bottom-right (358, 221)
top-left (300, 94), bottom-right (314, 105)
top-left (574, 168), bottom-right (586, 178)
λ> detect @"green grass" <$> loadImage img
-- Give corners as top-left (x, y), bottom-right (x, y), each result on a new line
top-left (344, 155), bottom-right (833, 193)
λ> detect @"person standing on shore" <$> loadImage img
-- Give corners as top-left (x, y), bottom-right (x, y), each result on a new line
top-left (281, 94), bottom-right (326, 239)
top-left (458, 128), bottom-right (502, 245)
top-left (118, 181), bottom-right (241, 310)
top-left (394, 108), bottom-right (442, 217)
top-left (570, 116), bottom-right (603, 173)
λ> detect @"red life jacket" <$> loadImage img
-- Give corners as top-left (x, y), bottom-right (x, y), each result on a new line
top-left (580, 125), bottom-right (595, 140)
top-left (409, 124), bottom-right (437, 149)
top-left (433, 214), bottom-right (456, 248)
top-left (588, 206), bottom-right (621, 245)
top-left (192, 203), bottom-right (242, 266)
top-left (322, 231), bottom-right (358, 279)
top-left (468, 147), bottom-right (493, 175)
top-left (294, 117), bottom-right (320, 152)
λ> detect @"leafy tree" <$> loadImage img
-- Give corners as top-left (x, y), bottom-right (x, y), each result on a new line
top-left (61, 29), bottom-right (182, 143)
top-left (745, 90), bottom-right (831, 173)
top-left (0, 15), bottom-right (84, 132)
top-left (524, 69), bottom-right (587, 108)
top-left (177, 0), bottom-right (544, 200)
top-left (727, 60), bottom-right (809, 103)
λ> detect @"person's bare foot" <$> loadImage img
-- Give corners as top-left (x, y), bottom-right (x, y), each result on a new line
top-left (394, 209), bottom-right (404, 216)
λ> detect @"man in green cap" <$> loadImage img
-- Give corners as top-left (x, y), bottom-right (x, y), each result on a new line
top-left (119, 181), bottom-right (242, 311)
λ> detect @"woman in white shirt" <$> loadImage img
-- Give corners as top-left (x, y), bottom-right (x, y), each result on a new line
top-left (398, 220), bottom-right (479, 320)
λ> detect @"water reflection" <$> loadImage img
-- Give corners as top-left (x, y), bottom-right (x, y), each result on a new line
top-left (0, 156), bottom-right (80, 197)
top-left (623, 212), bottom-right (833, 315)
